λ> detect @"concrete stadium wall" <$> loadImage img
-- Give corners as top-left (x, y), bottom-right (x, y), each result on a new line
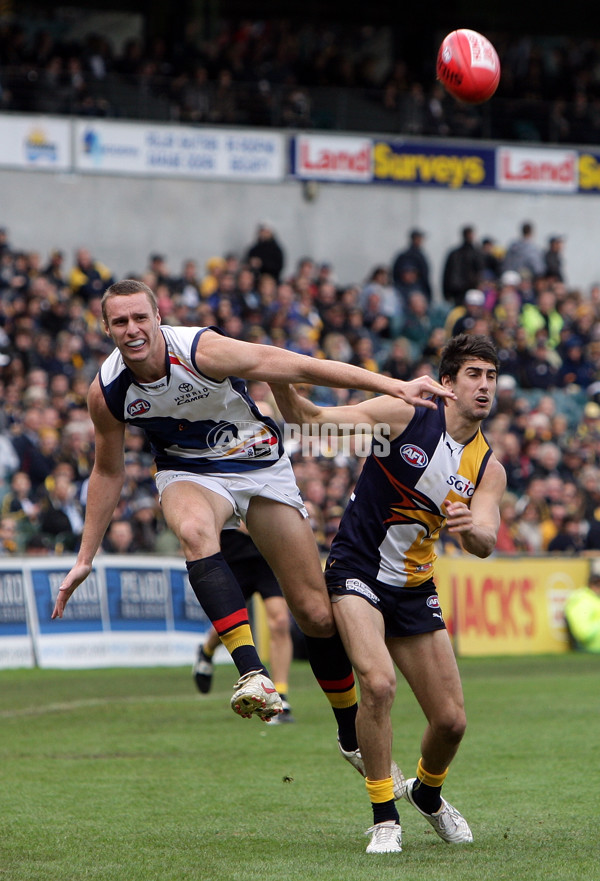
top-left (3, 167), bottom-right (600, 298)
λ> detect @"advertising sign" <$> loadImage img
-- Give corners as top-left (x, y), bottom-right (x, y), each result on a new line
top-left (0, 115), bottom-right (71, 170)
top-left (74, 121), bottom-right (285, 180)
top-left (17, 556), bottom-right (210, 669)
top-left (436, 556), bottom-right (587, 656)
top-left (496, 146), bottom-right (578, 193)
top-left (292, 134), bottom-right (372, 182)
top-left (372, 140), bottom-right (496, 189)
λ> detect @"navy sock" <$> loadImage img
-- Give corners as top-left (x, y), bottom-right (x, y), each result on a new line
top-left (411, 779), bottom-right (443, 814)
top-left (373, 800), bottom-right (399, 825)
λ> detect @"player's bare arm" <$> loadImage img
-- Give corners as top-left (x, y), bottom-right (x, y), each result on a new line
top-left (195, 331), bottom-right (454, 409)
top-left (52, 379), bottom-right (126, 620)
top-left (443, 455), bottom-right (506, 558)
top-left (270, 381), bottom-right (416, 440)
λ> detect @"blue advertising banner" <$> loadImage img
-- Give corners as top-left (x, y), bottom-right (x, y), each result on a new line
top-left (0, 569), bottom-right (29, 637)
top-left (170, 566), bottom-right (211, 632)
top-left (104, 565), bottom-right (171, 632)
top-left (0, 556), bottom-right (212, 669)
top-left (372, 140), bottom-right (496, 189)
top-left (31, 566), bottom-right (104, 635)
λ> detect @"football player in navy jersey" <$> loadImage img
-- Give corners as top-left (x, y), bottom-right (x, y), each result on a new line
top-left (271, 334), bottom-right (506, 854)
top-left (51, 278), bottom-right (454, 729)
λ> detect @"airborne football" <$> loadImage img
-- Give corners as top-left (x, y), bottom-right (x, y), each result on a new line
top-left (436, 28), bottom-right (501, 104)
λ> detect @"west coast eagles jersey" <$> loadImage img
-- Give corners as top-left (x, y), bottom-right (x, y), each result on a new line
top-left (99, 325), bottom-right (283, 474)
top-left (326, 399), bottom-right (492, 588)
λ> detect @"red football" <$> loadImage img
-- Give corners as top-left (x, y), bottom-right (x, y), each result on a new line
top-left (437, 29), bottom-right (501, 104)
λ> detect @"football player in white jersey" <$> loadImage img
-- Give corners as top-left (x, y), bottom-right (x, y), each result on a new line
top-left (271, 334), bottom-right (506, 853)
top-left (52, 279), bottom-right (454, 729)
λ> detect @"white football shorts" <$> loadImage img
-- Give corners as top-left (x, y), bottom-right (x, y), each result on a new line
top-left (154, 453), bottom-right (307, 528)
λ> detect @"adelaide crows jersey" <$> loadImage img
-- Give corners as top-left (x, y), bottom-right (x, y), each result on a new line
top-left (326, 399), bottom-right (492, 588)
top-left (99, 325), bottom-right (283, 474)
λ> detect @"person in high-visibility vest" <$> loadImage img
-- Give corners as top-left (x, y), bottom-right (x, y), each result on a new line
top-left (564, 562), bottom-right (600, 653)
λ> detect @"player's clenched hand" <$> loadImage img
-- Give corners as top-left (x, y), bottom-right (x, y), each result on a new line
top-left (393, 375), bottom-right (456, 410)
top-left (51, 563), bottom-right (93, 619)
top-left (443, 500), bottom-right (473, 534)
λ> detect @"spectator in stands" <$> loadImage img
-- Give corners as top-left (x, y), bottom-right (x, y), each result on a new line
top-left (0, 517), bottom-right (19, 554)
top-left (564, 561), bottom-right (600, 652)
top-left (544, 235), bottom-right (565, 282)
top-left (441, 226), bottom-right (484, 307)
top-left (503, 221), bottom-right (545, 281)
top-left (380, 337), bottom-right (413, 381)
top-left (359, 266), bottom-right (401, 336)
top-left (69, 247), bottom-right (114, 302)
top-left (557, 336), bottom-right (595, 389)
top-left (42, 249), bottom-right (67, 289)
top-left (547, 512), bottom-right (585, 554)
top-left (38, 470), bottom-right (84, 551)
top-left (521, 289), bottom-right (563, 351)
top-left (245, 221), bottom-right (285, 284)
top-left (402, 290), bottom-right (445, 357)
top-left (391, 229), bottom-right (432, 302)
top-left (496, 492), bottom-right (530, 554)
top-left (480, 237), bottom-right (502, 283)
top-left (445, 288), bottom-right (487, 337)
top-left (102, 518), bottom-right (137, 554)
top-left (517, 333), bottom-right (560, 390)
top-left (173, 259), bottom-right (201, 310)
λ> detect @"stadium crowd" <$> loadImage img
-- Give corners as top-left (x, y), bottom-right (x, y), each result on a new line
top-left (1, 218), bottom-right (600, 561)
top-left (2, 15), bottom-right (600, 142)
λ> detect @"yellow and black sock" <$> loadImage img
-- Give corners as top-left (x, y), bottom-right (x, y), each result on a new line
top-left (366, 777), bottom-right (399, 825)
top-left (304, 632), bottom-right (358, 750)
top-left (187, 554), bottom-right (268, 678)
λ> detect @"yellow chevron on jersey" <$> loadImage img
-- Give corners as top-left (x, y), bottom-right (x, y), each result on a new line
top-left (326, 400), bottom-right (492, 589)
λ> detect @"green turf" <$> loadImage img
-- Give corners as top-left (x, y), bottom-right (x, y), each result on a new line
top-left (0, 654), bottom-right (598, 880)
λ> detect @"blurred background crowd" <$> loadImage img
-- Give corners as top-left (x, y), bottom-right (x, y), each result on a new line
top-left (2, 216), bottom-right (600, 561)
top-left (1, 13), bottom-right (600, 143)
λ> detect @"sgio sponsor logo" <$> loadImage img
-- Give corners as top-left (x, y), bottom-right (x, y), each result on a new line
top-left (447, 474), bottom-right (475, 498)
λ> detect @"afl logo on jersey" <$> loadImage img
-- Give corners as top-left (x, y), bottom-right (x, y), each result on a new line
top-left (426, 595), bottom-right (440, 609)
top-left (127, 399), bottom-right (151, 416)
top-left (400, 444), bottom-right (428, 468)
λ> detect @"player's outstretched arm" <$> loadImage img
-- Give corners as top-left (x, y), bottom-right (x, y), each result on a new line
top-left (270, 381), bottom-right (415, 439)
top-left (196, 332), bottom-right (454, 410)
top-left (52, 379), bottom-right (126, 619)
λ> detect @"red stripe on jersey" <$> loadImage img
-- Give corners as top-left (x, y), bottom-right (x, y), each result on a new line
top-left (168, 353), bottom-right (198, 377)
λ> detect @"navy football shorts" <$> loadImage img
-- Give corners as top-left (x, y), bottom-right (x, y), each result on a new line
top-left (325, 569), bottom-right (446, 639)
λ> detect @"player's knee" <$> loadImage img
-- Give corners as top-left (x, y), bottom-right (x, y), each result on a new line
top-left (435, 706), bottom-right (467, 744)
top-left (177, 515), bottom-right (218, 554)
top-left (293, 602), bottom-right (335, 638)
top-left (360, 669), bottom-right (396, 709)
top-left (268, 611), bottom-right (290, 639)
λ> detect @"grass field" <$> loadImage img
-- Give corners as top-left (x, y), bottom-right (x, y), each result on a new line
top-left (0, 654), bottom-right (598, 881)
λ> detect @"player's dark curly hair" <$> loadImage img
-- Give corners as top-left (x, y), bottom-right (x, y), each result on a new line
top-left (438, 333), bottom-right (499, 381)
